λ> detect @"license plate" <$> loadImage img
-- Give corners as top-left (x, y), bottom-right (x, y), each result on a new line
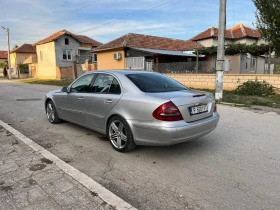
top-left (189, 105), bottom-right (208, 115)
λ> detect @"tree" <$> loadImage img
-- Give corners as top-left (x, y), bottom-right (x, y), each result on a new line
top-left (253, 0), bottom-right (280, 55)
top-left (198, 43), bottom-right (270, 56)
top-left (0, 62), bottom-right (8, 69)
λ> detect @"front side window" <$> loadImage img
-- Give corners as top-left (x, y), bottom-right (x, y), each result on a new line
top-left (40, 51), bottom-right (43, 60)
top-left (90, 73), bottom-right (121, 94)
top-left (126, 73), bottom-right (188, 93)
top-left (65, 38), bottom-right (69, 45)
top-left (71, 74), bottom-right (94, 93)
top-left (63, 50), bottom-right (72, 61)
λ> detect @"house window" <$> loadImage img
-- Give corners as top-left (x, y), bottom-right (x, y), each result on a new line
top-left (92, 53), bottom-right (97, 63)
top-left (65, 38), bottom-right (69, 45)
top-left (250, 58), bottom-right (256, 70)
top-left (40, 51), bottom-right (43, 60)
top-left (125, 57), bottom-right (145, 69)
top-left (63, 50), bottom-right (72, 61)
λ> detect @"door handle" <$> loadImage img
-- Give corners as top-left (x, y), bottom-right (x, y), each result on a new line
top-left (104, 99), bottom-right (113, 104)
top-left (78, 97), bottom-right (84, 101)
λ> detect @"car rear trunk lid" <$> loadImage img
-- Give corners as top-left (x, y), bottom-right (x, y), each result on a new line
top-left (146, 90), bottom-right (215, 122)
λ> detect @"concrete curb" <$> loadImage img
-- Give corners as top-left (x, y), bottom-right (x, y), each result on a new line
top-left (0, 120), bottom-right (137, 210)
top-left (218, 102), bottom-right (248, 107)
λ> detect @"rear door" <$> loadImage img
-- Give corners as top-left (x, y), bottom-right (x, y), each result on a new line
top-left (61, 74), bottom-right (95, 124)
top-left (85, 73), bottom-right (122, 130)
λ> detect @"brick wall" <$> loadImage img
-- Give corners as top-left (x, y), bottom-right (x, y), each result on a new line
top-left (56, 66), bottom-right (73, 80)
top-left (89, 64), bottom-right (97, 71)
top-left (166, 74), bottom-right (280, 90)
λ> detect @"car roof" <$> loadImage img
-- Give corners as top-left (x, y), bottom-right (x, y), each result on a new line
top-left (84, 70), bottom-right (158, 76)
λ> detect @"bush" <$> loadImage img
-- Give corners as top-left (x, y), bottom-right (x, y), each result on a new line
top-left (234, 79), bottom-right (275, 96)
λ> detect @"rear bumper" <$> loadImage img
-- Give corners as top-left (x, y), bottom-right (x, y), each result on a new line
top-left (128, 113), bottom-right (219, 146)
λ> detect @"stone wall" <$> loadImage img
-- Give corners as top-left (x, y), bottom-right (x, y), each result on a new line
top-left (166, 74), bottom-right (280, 90)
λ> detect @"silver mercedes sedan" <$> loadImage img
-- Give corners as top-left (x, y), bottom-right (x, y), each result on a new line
top-left (45, 70), bottom-right (219, 152)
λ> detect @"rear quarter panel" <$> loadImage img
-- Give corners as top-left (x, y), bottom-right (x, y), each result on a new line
top-left (106, 92), bottom-right (167, 124)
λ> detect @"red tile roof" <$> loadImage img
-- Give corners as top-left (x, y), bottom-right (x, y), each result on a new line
top-left (191, 24), bottom-right (261, 41)
top-left (33, 30), bottom-right (102, 47)
top-left (10, 44), bottom-right (36, 53)
top-left (94, 33), bottom-right (201, 52)
top-left (0, 51), bottom-right (8, 59)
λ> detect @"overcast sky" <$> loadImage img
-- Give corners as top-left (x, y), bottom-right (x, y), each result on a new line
top-left (0, 0), bottom-right (257, 50)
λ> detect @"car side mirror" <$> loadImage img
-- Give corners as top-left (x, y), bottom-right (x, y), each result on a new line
top-left (61, 86), bottom-right (69, 93)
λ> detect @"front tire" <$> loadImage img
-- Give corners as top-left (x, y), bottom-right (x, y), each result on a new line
top-left (108, 116), bottom-right (136, 152)
top-left (46, 101), bottom-right (62, 124)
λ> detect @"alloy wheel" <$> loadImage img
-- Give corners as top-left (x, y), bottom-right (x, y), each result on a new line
top-left (46, 102), bottom-right (55, 123)
top-left (109, 120), bottom-right (127, 149)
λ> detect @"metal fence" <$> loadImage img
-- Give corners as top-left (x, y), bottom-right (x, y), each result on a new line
top-left (266, 58), bottom-right (280, 74)
top-left (152, 61), bottom-right (215, 74)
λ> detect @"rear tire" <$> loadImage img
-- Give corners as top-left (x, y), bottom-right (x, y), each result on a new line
top-left (46, 101), bottom-right (62, 124)
top-left (107, 116), bottom-right (136, 152)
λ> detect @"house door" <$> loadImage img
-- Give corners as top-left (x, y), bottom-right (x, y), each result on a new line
top-left (145, 60), bottom-right (153, 71)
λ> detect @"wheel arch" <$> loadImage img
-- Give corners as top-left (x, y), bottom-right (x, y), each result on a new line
top-left (105, 114), bottom-right (131, 135)
top-left (106, 114), bottom-right (121, 134)
top-left (45, 98), bottom-right (53, 113)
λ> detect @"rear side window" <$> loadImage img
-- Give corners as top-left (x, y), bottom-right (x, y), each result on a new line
top-left (109, 78), bottom-right (121, 94)
top-left (90, 74), bottom-right (121, 94)
top-left (126, 73), bottom-right (188, 93)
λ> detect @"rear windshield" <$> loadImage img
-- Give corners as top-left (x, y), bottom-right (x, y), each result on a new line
top-left (126, 73), bottom-right (188, 93)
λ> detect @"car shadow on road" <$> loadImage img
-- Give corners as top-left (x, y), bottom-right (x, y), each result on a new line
top-left (132, 135), bottom-right (221, 158)
top-left (58, 121), bottom-right (221, 158)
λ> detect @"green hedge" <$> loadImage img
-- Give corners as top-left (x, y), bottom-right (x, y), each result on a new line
top-left (234, 79), bottom-right (275, 96)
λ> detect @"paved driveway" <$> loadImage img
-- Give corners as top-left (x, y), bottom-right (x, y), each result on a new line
top-left (0, 80), bottom-right (279, 210)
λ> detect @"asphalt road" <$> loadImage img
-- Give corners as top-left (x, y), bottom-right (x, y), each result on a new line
top-left (0, 79), bottom-right (279, 210)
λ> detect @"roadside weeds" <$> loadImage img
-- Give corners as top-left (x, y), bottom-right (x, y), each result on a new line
top-left (196, 88), bottom-right (280, 109)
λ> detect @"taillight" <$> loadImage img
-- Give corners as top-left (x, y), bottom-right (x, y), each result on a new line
top-left (214, 104), bottom-right (217, 112)
top-left (152, 101), bottom-right (183, 121)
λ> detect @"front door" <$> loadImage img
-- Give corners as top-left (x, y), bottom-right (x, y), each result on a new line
top-left (62, 74), bottom-right (95, 124)
top-left (85, 73), bottom-right (122, 130)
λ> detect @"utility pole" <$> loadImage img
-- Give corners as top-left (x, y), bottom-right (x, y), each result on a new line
top-left (1, 26), bottom-right (11, 80)
top-left (268, 46), bottom-right (271, 74)
top-left (196, 50), bottom-right (199, 74)
top-left (215, 0), bottom-right (226, 101)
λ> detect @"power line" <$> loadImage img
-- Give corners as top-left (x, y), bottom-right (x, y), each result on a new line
top-left (70, 0), bottom-right (103, 13)
top-left (76, 0), bottom-right (182, 34)
top-left (57, 0), bottom-right (103, 19)
top-left (76, 0), bottom-right (169, 34)
top-left (24, 0), bottom-right (104, 38)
